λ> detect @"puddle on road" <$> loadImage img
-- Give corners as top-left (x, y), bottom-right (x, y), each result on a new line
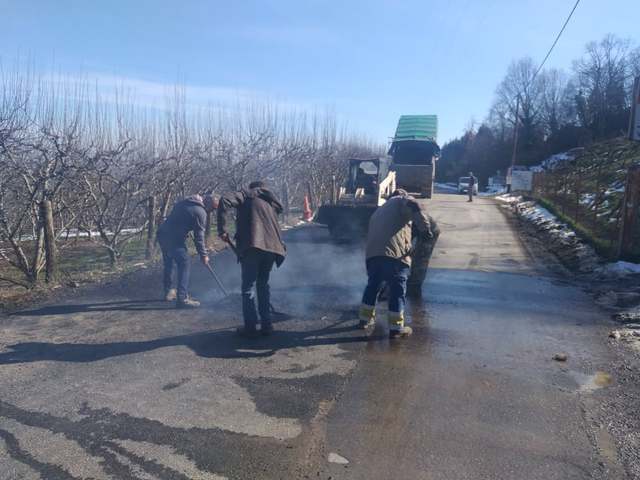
top-left (572, 371), bottom-right (614, 393)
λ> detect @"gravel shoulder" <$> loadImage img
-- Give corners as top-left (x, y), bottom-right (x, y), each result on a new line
top-left (501, 195), bottom-right (640, 480)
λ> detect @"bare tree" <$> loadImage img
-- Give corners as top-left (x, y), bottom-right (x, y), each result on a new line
top-left (574, 34), bottom-right (633, 138)
top-left (0, 63), bottom-right (380, 287)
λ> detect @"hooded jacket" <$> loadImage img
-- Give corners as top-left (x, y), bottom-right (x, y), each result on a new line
top-left (365, 194), bottom-right (432, 267)
top-left (217, 187), bottom-right (286, 265)
top-left (157, 195), bottom-right (208, 256)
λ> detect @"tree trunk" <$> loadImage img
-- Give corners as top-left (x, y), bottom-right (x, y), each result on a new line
top-left (160, 191), bottom-right (172, 221)
top-left (10, 238), bottom-right (34, 285)
top-left (40, 199), bottom-right (57, 283)
top-left (204, 210), bottom-right (212, 249)
top-left (145, 195), bottom-right (157, 259)
top-left (108, 247), bottom-right (119, 267)
top-left (282, 182), bottom-right (290, 217)
top-left (28, 225), bottom-right (43, 286)
top-left (306, 182), bottom-right (315, 210)
top-left (331, 175), bottom-right (337, 204)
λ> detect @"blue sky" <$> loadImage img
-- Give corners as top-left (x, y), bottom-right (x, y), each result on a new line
top-left (1, 0), bottom-right (638, 144)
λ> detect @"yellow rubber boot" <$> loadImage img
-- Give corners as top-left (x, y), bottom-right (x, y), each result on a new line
top-left (388, 311), bottom-right (412, 338)
top-left (358, 304), bottom-right (376, 329)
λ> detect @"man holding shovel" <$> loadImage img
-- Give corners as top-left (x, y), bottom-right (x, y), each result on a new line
top-left (217, 181), bottom-right (286, 338)
top-left (157, 194), bottom-right (217, 308)
top-left (359, 189), bottom-right (434, 338)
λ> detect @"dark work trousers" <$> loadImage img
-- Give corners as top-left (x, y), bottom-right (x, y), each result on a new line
top-left (241, 248), bottom-right (277, 330)
top-left (159, 239), bottom-right (191, 301)
top-left (361, 256), bottom-right (410, 314)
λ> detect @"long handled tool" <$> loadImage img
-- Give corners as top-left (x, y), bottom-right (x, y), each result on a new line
top-left (187, 230), bottom-right (229, 297)
top-left (223, 236), bottom-right (240, 259)
top-left (204, 262), bottom-right (229, 297)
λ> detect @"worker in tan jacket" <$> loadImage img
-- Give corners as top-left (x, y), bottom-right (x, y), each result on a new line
top-left (359, 189), bottom-right (433, 338)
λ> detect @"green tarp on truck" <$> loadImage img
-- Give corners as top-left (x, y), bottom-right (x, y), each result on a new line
top-left (389, 115), bottom-right (440, 199)
top-left (393, 115), bottom-right (438, 142)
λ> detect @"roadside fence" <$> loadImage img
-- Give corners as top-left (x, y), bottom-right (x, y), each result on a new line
top-left (531, 140), bottom-right (640, 261)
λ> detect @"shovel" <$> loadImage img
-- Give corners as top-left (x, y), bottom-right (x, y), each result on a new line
top-left (204, 261), bottom-right (229, 297)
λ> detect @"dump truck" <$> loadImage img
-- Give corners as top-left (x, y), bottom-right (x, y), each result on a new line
top-left (316, 157), bottom-right (396, 241)
top-left (389, 115), bottom-right (440, 199)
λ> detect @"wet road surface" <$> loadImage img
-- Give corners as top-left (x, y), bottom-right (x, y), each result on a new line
top-left (323, 194), bottom-right (622, 479)
top-left (0, 193), bottom-right (623, 479)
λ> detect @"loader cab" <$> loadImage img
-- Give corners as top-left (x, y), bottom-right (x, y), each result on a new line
top-left (345, 158), bottom-right (391, 195)
top-left (337, 157), bottom-right (395, 207)
top-left (347, 159), bottom-right (381, 195)
top-left (316, 156), bottom-right (396, 241)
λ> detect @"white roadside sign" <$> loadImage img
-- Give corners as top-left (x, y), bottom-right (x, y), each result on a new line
top-left (630, 76), bottom-right (640, 142)
top-left (511, 170), bottom-right (533, 192)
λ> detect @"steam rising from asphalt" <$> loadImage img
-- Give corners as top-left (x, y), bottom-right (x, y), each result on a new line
top-left (201, 225), bottom-right (366, 320)
top-left (273, 226), bottom-right (366, 316)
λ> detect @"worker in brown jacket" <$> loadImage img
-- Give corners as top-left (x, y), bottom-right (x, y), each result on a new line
top-left (217, 181), bottom-right (286, 338)
top-left (359, 189), bottom-right (433, 338)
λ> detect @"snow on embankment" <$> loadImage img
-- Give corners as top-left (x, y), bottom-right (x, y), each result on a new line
top-left (496, 194), bottom-right (640, 282)
top-left (434, 182), bottom-right (459, 192)
top-left (598, 261), bottom-right (640, 277)
top-left (495, 194), bottom-right (600, 273)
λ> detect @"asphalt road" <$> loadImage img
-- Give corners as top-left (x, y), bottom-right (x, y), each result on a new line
top-left (0, 193), bottom-right (624, 479)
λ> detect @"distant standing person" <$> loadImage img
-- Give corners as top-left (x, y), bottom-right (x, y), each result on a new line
top-left (359, 189), bottom-right (434, 338)
top-left (217, 181), bottom-right (286, 338)
top-left (467, 172), bottom-right (477, 202)
top-left (157, 194), bottom-right (217, 308)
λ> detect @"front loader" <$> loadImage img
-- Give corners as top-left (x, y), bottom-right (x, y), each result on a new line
top-left (315, 157), bottom-right (396, 241)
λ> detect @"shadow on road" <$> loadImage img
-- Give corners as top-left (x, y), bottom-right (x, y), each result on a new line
top-left (0, 319), bottom-right (372, 365)
top-left (11, 299), bottom-right (173, 316)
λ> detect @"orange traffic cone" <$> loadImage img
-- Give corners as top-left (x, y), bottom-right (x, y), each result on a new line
top-left (303, 195), bottom-right (313, 221)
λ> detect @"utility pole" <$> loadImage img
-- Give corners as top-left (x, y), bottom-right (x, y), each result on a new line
top-left (618, 77), bottom-right (640, 259)
top-left (617, 164), bottom-right (640, 259)
top-left (508, 95), bottom-right (521, 193)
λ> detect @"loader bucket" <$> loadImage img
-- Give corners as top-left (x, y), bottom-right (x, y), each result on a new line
top-left (316, 204), bottom-right (376, 242)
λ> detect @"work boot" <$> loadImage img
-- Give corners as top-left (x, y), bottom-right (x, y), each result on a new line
top-left (176, 297), bottom-right (200, 309)
top-left (236, 326), bottom-right (260, 339)
top-left (164, 288), bottom-right (177, 302)
top-left (358, 304), bottom-right (376, 329)
top-left (389, 325), bottom-right (413, 339)
top-left (388, 311), bottom-right (411, 338)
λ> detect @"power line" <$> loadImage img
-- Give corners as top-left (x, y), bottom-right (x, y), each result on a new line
top-left (508, 0), bottom-right (581, 188)
top-left (531, 0), bottom-right (581, 83)
top-left (509, 0), bottom-right (581, 169)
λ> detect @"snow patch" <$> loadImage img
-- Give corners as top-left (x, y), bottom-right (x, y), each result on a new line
top-left (537, 151), bottom-right (576, 171)
top-left (482, 185), bottom-right (507, 196)
top-left (498, 194), bottom-right (600, 273)
top-left (435, 182), bottom-right (459, 192)
top-left (495, 194), bottom-right (523, 204)
top-left (598, 261), bottom-right (640, 278)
